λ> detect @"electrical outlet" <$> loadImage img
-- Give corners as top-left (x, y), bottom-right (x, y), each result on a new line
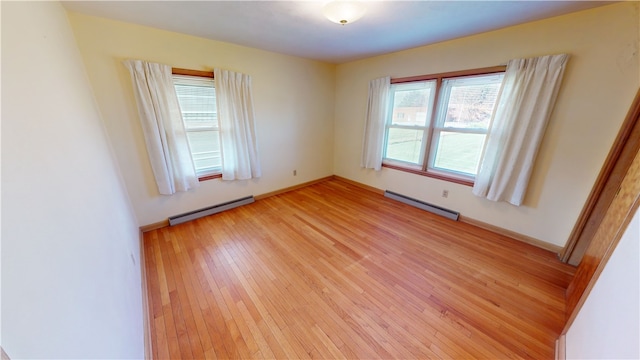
top-left (442, 190), bottom-right (449, 198)
top-left (293, 170), bottom-right (297, 176)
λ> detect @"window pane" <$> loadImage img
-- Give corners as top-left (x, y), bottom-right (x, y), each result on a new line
top-left (428, 73), bottom-right (504, 177)
top-left (440, 74), bottom-right (503, 130)
top-left (390, 81), bottom-right (436, 127)
top-left (173, 74), bottom-right (221, 177)
top-left (432, 132), bottom-right (485, 175)
top-left (386, 128), bottom-right (424, 164)
top-left (186, 130), bottom-right (221, 174)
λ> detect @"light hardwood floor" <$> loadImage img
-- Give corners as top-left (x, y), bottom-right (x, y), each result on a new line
top-left (144, 179), bottom-right (575, 359)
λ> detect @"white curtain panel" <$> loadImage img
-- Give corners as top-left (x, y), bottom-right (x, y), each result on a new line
top-left (473, 54), bottom-right (569, 206)
top-left (214, 68), bottom-right (262, 181)
top-left (361, 76), bottom-right (391, 171)
top-left (124, 60), bottom-right (199, 195)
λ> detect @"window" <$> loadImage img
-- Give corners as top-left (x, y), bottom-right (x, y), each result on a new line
top-left (385, 81), bottom-right (436, 165)
top-left (383, 69), bottom-right (504, 183)
top-left (172, 73), bottom-right (222, 178)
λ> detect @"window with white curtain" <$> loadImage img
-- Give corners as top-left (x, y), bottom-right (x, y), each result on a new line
top-left (385, 81), bottom-right (436, 166)
top-left (172, 74), bottom-right (222, 178)
top-left (383, 69), bottom-right (504, 183)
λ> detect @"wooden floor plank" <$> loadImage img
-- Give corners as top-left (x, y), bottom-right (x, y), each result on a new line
top-left (143, 178), bottom-right (574, 359)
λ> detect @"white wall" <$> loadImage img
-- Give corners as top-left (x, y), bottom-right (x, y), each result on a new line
top-left (1, 2), bottom-right (143, 358)
top-left (66, 13), bottom-right (336, 226)
top-left (0, 0), bottom-right (3, 351)
top-left (334, 3), bottom-right (640, 248)
top-left (565, 208), bottom-right (640, 359)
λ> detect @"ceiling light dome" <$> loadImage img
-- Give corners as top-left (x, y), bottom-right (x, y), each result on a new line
top-left (323, 1), bottom-right (366, 25)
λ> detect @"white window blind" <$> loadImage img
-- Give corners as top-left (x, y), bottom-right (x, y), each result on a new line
top-left (173, 75), bottom-right (221, 177)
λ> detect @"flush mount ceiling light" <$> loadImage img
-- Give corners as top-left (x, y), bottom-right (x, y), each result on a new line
top-left (323, 1), bottom-right (367, 25)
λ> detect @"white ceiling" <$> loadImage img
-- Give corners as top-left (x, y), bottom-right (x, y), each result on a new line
top-left (62, 1), bottom-right (614, 64)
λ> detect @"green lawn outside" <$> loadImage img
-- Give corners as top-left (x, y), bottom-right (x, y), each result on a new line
top-left (386, 131), bottom-right (485, 175)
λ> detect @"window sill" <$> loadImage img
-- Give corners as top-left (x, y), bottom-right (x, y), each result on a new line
top-left (198, 173), bottom-right (222, 182)
top-left (382, 163), bottom-right (474, 187)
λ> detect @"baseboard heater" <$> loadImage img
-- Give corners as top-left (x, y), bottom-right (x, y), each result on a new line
top-left (384, 190), bottom-right (459, 221)
top-left (168, 196), bottom-right (255, 226)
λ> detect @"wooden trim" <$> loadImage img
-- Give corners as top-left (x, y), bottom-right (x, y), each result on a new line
top-left (1, 347), bottom-right (10, 360)
top-left (198, 173), bottom-right (222, 182)
top-left (391, 65), bottom-right (506, 84)
top-left (555, 335), bottom-right (566, 360)
top-left (459, 215), bottom-right (563, 254)
top-left (140, 172), bottom-right (558, 257)
top-left (382, 163), bottom-right (474, 187)
top-left (140, 220), bottom-right (169, 233)
top-left (335, 176), bottom-right (561, 253)
top-left (254, 176), bottom-right (335, 200)
top-left (564, 145), bottom-right (640, 330)
top-left (333, 175), bottom-right (384, 195)
top-left (172, 67), bottom-right (213, 78)
top-left (139, 177), bottom-right (334, 232)
top-left (139, 231), bottom-right (153, 360)
top-left (561, 89), bottom-right (640, 263)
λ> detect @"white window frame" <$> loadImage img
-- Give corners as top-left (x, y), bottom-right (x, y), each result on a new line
top-left (172, 71), bottom-right (222, 179)
top-left (383, 80), bottom-right (436, 170)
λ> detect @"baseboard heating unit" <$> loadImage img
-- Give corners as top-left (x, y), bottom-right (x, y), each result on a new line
top-left (384, 190), bottom-right (459, 221)
top-left (168, 196), bottom-right (255, 226)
